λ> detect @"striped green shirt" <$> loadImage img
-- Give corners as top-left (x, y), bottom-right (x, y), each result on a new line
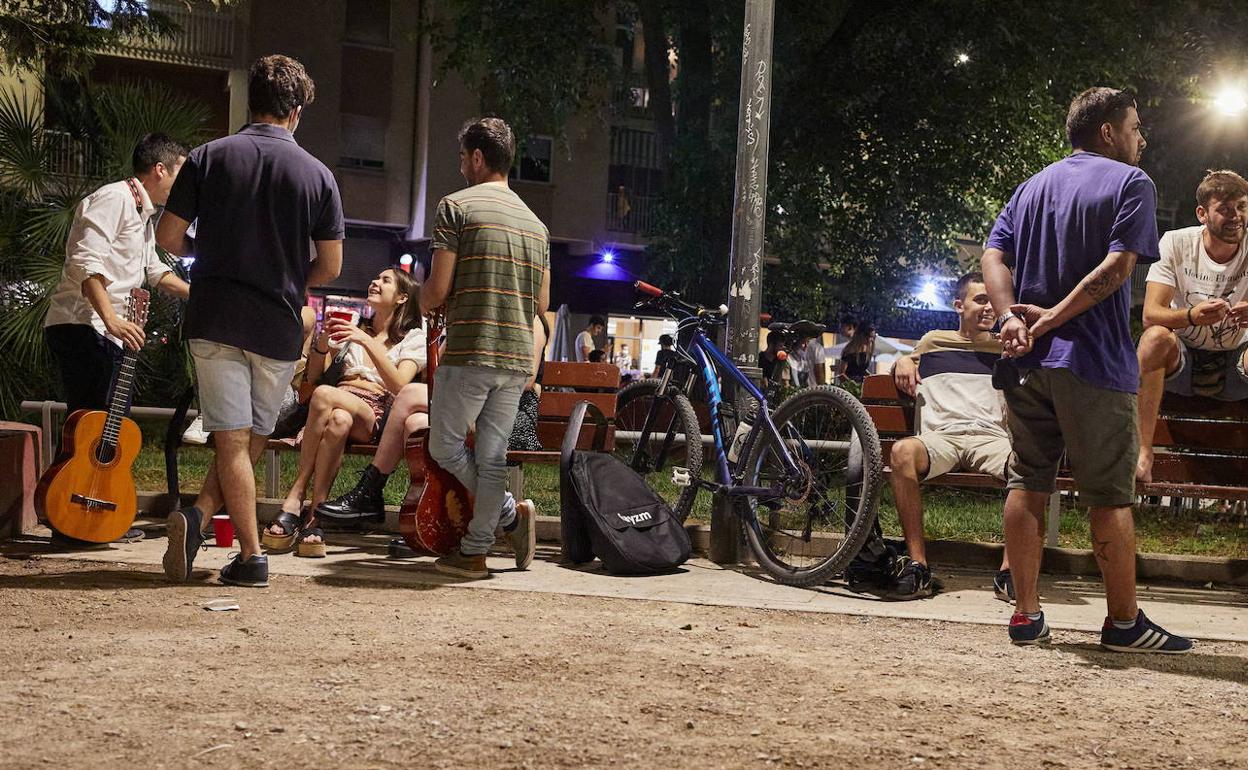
top-left (432, 182), bottom-right (549, 374)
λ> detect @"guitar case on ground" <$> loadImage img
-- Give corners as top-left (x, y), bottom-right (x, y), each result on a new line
top-left (560, 400), bottom-right (691, 575)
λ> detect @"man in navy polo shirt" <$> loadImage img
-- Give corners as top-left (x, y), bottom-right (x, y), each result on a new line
top-left (982, 87), bottom-right (1192, 653)
top-left (156, 54), bottom-right (344, 588)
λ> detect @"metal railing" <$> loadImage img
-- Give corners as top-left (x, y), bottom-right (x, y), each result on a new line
top-left (606, 191), bottom-right (657, 234)
top-left (99, 1), bottom-right (236, 69)
top-left (44, 130), bottom-right (105, 181)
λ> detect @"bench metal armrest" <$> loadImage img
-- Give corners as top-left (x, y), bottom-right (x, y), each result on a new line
top-left (560, 400), bottom-right (609, 468)
top-left (163, 386), bottom-right (196, 499)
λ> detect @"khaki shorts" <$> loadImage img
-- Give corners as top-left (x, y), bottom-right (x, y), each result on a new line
top-left (917, 431), bottom-right (1011, 481)
top-left (1003, 367), bottom-right (1137, 507)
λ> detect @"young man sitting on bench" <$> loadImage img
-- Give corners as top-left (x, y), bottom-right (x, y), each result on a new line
top-left (882, 272), bottom-right (1013, 600)
top-left (1136, 170), bottom-right (1248, 483)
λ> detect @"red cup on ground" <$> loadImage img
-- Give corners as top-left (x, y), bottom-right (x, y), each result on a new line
top-left (212, 514), bottom-right (234, 548)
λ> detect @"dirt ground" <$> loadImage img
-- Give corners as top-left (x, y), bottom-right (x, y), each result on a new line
top-left (0, 556), bottom-right (1245, 770)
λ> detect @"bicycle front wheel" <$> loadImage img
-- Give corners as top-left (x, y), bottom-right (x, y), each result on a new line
top-left (613, 379), bottom-right (704, 521)
top-left (738, 385), bottom-right (883, 586)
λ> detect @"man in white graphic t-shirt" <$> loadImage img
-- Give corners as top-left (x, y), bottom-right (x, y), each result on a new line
top-left (1136, 170), bottom-right (1248, 482)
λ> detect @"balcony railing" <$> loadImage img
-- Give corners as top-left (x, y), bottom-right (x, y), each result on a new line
top-left (606, 191), bottom-right (656, 235)
top-left (44, 130), bottom-right (105, 181)
top-left (99, 2), bottom-right (236, 69)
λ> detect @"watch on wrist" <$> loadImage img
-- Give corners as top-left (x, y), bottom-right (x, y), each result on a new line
top-left (998, 311), bottom-right (1019, 327)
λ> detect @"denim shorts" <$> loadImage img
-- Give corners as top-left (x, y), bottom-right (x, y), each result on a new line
top-left (1165, 342), bottom-right (1248, 401)
top-left (189, 339), bottom-right (298, 435)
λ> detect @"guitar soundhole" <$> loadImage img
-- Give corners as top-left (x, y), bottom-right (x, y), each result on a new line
top-left (93, 441), bottom-right (118, 467)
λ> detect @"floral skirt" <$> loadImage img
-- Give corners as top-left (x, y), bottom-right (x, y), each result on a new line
top-left (286, 384), bottom-right (393, 446)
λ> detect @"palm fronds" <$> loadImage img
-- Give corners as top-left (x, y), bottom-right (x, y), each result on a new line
top-left (0, 89), bottom-right (50, 200)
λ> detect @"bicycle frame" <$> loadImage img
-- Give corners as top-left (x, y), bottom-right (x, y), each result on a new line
top-left (642, 325), bottom-right (803, 499)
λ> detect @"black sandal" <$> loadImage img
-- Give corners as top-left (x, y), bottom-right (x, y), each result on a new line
top-left (261, 509), bottom-right (302, 553)
top-left (295, 526), bottom-right (327, 559)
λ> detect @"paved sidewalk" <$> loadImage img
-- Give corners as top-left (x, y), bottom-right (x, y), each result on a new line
top-left (15, 529), bottom-right (1248, 643)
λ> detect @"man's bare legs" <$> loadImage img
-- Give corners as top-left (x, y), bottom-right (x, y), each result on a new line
top-left (1090, 505), bottom-right (1139, 622)
top-left (1002, 490), bottom-right (1137, 623)
top-left (196, 428), bottom-right (269, 559)
top-left (890, 439), bottom-right (934, 566)
top-left (890, 438), bottom-right (1010, 572)
top-left (1002, 489), bottom-right (1048, 615)
top-left (1135, 326), bottom-right (1181, 483)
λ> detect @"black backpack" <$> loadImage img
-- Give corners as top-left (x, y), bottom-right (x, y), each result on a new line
top-left (560, 402), bottom-right (692, 575)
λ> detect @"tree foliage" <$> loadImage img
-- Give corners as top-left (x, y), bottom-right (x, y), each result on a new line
top-left (421, 1), bottom-right (1238, 324)
top-left (423, 0), bottom-right (619, 144)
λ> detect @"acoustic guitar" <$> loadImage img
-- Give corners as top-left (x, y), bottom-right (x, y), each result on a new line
top-left (36, 289), bottom-right (149, 543)
top-left (398, 310), bottom-right (474, 555)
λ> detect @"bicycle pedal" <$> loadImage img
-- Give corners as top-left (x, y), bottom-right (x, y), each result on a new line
top-left (671, 466), bottom-right (692, 487)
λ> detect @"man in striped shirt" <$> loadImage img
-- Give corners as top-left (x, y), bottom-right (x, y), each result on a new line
top-left (887, 273), bottom-right (1012, 600)
top-left (421, 117), bottom-right (551, 579)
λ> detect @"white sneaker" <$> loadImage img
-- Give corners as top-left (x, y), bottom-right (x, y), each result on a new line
top-left (182, 415), bottom-right (209, 445)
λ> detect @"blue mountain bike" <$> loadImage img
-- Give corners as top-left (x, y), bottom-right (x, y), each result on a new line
top-left (614, 281), bottom-right (883, 586)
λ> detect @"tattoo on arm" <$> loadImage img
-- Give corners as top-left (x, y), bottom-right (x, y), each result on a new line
top-left (1082, 269), bottom-right (1116, 302)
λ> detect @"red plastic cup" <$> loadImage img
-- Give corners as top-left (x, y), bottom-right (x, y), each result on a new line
top-left (326, 308), bottom-right (359, 350)
top-left (212, 514), bottom-right (234, 548)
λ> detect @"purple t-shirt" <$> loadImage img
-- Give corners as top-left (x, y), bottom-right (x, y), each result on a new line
top-left (986, 152), bottom-right (1159, 393)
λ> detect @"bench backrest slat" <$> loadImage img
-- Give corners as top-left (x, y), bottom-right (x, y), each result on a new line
top-left (541, 362), bottom-right (621, 389)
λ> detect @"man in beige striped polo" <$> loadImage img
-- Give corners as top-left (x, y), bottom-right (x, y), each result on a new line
top-left (420, 117), bottom-right (551, 579)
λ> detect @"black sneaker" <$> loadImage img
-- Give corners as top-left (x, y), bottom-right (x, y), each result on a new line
top-left (994, 569), bottom-right (1015, 603)
top-left (889, 560), bottom-right (933, 600)
top-left (162, 506), bottom-right (204, 582)
top-left (845, 549), bottom-right (898, 590)
top-left (219, 553), bottom-right (269, 588)
top-left (1100, 610), bottom-right (1193, 654)
top-left (1009, 611), bottom-right (1051, 646)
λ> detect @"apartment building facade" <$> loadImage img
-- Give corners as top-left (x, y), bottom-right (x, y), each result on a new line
top-left (10, 0), bottom-right (660, 308)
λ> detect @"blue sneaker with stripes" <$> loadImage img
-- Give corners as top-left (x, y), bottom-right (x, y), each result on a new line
top-left (1100, 610), bottom-right (1193, 654)
top-left (1008, 611), bottom-right (1050, 645)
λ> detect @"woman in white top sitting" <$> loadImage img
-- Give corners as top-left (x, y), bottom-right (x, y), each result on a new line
top-left (264, 267), bottom-right (427, 557)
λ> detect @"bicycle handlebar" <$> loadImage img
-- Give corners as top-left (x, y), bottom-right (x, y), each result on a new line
top-left (635, 280), bottom-right (664, 298)
top-left (633, 280), bottom-right (728, 324)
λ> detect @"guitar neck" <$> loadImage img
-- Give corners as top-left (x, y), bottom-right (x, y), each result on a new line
top-left (101, 350), bottom-right (140, 450)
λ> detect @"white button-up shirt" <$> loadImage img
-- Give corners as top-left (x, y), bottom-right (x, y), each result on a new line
top-left (44, 179), bottom-right (172, 347)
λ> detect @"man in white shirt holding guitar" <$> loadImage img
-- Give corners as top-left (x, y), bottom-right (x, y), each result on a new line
top-left (43, 133), bottom-right (191, 542)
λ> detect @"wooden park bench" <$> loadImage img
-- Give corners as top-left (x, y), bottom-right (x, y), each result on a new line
top-left (164, 362), bottom-right (621, 507)
top-left (861, 372), bottom-right (1248, 545)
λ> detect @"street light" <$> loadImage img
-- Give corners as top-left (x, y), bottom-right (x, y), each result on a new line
top-left (1213, 85), bottom-right (1248, 116)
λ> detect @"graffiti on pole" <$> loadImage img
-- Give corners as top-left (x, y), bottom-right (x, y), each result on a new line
top-left (728, 10), bottom-right (773, 365)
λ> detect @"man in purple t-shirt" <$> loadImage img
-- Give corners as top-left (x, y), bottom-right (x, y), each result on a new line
top-left (981, 87), bottom-right (1191, 653)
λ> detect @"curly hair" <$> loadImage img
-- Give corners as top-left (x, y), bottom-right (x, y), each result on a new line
top-left (248, 54), bottom-right (316, 119)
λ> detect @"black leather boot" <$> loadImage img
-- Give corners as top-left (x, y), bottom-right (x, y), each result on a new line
top-left (316, 464), bottom-right (389, 522)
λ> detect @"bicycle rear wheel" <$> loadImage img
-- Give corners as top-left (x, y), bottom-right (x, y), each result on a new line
top-left (613, 379), bottom-right (703, 520)
top-left (737, 385), bottom-right (883, 586)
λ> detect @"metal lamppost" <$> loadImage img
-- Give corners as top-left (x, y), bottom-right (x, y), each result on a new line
top-left (711, 0), bottom-right (775, 564)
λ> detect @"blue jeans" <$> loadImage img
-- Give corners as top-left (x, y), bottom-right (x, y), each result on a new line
top-left (428, 365), bottom-right (527, 555)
